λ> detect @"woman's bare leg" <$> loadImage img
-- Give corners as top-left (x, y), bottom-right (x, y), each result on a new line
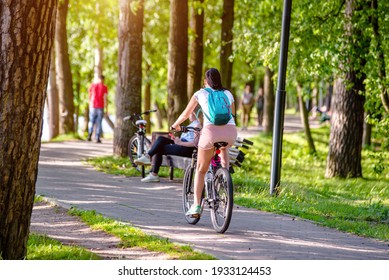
top-left (193, 147), bottom-right (214, 206)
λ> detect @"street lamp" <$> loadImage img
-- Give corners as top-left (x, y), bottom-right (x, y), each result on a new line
top-left (269, 0), bottom-right (292, 195)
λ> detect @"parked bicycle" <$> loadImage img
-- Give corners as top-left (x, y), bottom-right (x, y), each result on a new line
top-left (123, 109), bottom-right (156, 177)
top-left (178, 126), bottom-right (234, 234)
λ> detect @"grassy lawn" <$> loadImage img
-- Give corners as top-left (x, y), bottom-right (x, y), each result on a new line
top-left (232, 125), bottom-right (389, 241)
top-left (27, 234), bottom-right (101, 260)
top-left (87, 125), bottom-right (389, 241)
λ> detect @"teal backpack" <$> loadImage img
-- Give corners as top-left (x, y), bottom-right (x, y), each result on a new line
top-left (203, 88), bottom-right (232, 125)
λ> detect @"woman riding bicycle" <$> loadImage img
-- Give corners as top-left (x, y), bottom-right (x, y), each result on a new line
top-left (171, 68), bottom-right (237, 217)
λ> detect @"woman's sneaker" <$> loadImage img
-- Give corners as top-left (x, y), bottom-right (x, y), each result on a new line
top-left (141, 173), bottom-right (160, 183)
top-left (186, 205), bottom-right (201, 217)
top-left (134, 155), bottom-right (151, 165)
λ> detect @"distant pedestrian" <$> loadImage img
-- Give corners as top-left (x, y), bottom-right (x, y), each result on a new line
top-left (240, 84), bottom-right (254, 130)
top-left (256, 87), bottom-right (264, 128)
top-left (88, 75), bottom-right (108, 143)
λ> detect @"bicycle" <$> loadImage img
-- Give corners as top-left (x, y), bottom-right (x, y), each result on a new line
top-left (123, 109), bottom-right (156, 177)
top-left (179, 126), bottom-right (234, 234)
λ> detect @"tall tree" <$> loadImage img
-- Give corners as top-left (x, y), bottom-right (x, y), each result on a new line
top-left (220, 0), bottom-right (234, 89)
top-left (0, 0), bottom-right (57, 259)
top-left (263, 67), bottom-right (275, 133)
top-left (55, 0), bottom-right (75, 134)
top-left (47, 47), bottom-right (60, 140)
top-left (326, 0), bottom-right (370, 178)
top-left (114, 0), bottom-right (144, 157)
top-left (167, 0), bottom-right (189, 125)
top-left (187, 0), bottom-right (205, 99)
top-left (297, 83), bottom-right (316, 154)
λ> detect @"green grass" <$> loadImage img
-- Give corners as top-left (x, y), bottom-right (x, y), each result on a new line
top-left (233, 126), bottom-right (389, 241)
top-left (27, 233), bottom-right (101, 260)
top-left (88, 125), bottom-right (389, 241)
top-left (68, 208), bottom-right (215, 260)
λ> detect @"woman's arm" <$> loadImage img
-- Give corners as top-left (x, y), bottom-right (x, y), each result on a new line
top-left (171, 95), bottom-right (199, 130)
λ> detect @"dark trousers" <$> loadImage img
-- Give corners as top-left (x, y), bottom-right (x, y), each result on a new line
top-left (148, 136), bottom-right (195, 174)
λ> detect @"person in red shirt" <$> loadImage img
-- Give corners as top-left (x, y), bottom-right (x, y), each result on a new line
top-left (87, 75), bottom-right (108, 143)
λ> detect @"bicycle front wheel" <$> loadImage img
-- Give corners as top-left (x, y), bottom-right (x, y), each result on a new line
top-left (128, 135), bottom-right (151, 173)
top-left (182, 165), bottom-right (201, 224)
top-left (210, 168), bottom-right (233, 233)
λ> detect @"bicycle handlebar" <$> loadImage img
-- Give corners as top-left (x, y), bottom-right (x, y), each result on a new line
top-left (171, 126), bottom-right (201, 133)
top-left (123, 109), bottom-right (157, 121)
top-left (142, 109), bottom-right (157, 115)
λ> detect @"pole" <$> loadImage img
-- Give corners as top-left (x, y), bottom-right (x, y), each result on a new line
top-left (269, 0), bottom-right (292, 195)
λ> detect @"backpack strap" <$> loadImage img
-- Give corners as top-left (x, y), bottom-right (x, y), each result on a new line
top-left (202, 88), bottom-right (213, 122)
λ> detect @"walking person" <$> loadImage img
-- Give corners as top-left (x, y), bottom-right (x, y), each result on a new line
top-left (256, 87), bottom-right (264, 128)
top-left (87, 75), bottom-right (108, 143)
top-left (135, 113), bottom-right (201, 182)
top-left (171, 68), bottom-right (237, 217)
top-left (239, 84), bottom-right (254, 130)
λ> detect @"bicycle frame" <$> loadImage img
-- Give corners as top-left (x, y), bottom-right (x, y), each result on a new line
top-left (180, 125), bottom-right (233, 233)
top-left (135, 120), bottom-right (147, 158)
top-left (124, 110), bottom-right (156, 177)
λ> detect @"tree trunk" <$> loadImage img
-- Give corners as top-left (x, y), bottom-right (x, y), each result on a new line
top-left (167, 0), bottom-right (189, 125)
top-left (325, 0), bottom-right (369, 178)
top-left (83, 104), bottom-right (89, 134)
top-left (154, 102), bottom-right (165, 129)
top-left (145, 81), bottom-right (152, 134)
top-left (55, 0), bottom-right (75, 134)
top-left (47, 47), bottom-right (60, 140)
top-left (326, 78), bottom-right (365, 177)
top-left (94, 43), bottom-right (103, 81)
top-left (362, 112), bottom-right (372, 147)
top-left (114, 0), bottom-right (144, 157)
top-left (74, 70), bottom-right (81, 134)
top-left (297, 83), bottom-right (316, 154)
top-left (263, 67), bottom-right (275, 133)
top-left (0, 0), bottom-right (57, 260)
top-left (220, 0), bottom-right (234, 89)
top-left (325, 78), bottom-right (334, 111)
top-left (187, 0), bottom-right (204, 99)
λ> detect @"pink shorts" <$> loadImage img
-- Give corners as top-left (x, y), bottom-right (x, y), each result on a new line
top-left (198, 124), bottom-right (237, 150)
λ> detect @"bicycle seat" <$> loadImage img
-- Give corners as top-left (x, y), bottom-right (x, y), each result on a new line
top-left (135, 120), bottom-right (147, 126)
top-left (214, 142), bottom-right (228, 149)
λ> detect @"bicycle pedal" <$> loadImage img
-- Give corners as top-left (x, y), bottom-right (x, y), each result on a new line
top-left (190, 213), bottom-right (200, 218)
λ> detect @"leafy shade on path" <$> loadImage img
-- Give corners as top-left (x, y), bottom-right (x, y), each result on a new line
top-left (88, 126), bottom-right (389, 241)
top-left (30, 200), bottom-right (214, 260)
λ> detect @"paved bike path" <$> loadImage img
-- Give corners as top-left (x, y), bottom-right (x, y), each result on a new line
top-left (36, 140), bottom-right (389, 260)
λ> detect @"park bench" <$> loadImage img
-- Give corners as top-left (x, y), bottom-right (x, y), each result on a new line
top-left (151, 132), bottom-right (254, 180)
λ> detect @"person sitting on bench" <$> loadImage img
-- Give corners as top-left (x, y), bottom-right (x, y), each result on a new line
top-left (135, 113), bottom-right (201, 183)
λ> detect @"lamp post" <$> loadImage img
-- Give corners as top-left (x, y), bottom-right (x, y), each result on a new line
top-left (270, 0), bottom-right (292, 195)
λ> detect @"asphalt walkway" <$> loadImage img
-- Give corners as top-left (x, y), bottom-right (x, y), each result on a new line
top-left (36, 120), bottom-right (389, 260)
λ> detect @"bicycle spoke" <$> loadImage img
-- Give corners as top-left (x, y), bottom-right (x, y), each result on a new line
top-left (210, 168), bottom-right (233, 233)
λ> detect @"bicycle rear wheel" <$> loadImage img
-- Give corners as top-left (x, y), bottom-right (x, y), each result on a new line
top-left (210, 168), bottom-right (233, 233)
top-left (182, 165), bottom-right (201, 224)
top-left (128, 135), bottom-right (151, 176)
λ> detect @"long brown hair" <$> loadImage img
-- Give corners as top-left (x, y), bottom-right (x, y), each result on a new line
top-left (205, 68), bottom-right (226, 91)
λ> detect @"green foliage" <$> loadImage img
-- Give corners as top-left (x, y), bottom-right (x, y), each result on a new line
top-left (68, 0), bottom-right (118, 113)
top-left (27, 233), bottom-right (100, 260)
top-left (68, 208), bottom-right (215, 260)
